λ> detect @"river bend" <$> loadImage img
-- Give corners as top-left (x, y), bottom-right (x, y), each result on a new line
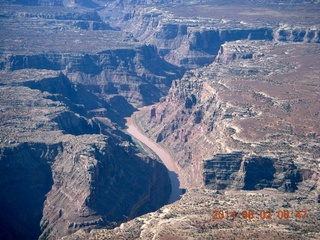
top-left (125, 110), bottom-right (183, 204)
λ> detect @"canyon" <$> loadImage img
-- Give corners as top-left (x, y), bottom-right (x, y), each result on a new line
top-left (125, 110), bottom-right (183, 203)
top-left (0, 70), bottom-right (171, 239)
top-left (0, 0), bottom-right (319, 239)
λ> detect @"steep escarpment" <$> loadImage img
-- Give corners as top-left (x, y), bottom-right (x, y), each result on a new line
top-left (0, 6), bottom-right (182, 238)
top-left (136, 41), bottom-right (320, 198)
top-left (163, 27), bottom-right (274, 68)
top-left (0, 142), bottom-right (57, 240)
top-left (1, 46), bottom-right (183, 108)
top-left (99, 40), bottom-right (320, 240)
top-left (40, 135), bottom-right (170, 240)
top-left (122, 8), bottom-right (274, 68)
top-left (21, 73), bottom-right (122, 127)
top-left (0, 5), bottom-right (185, 109)
top-left (0, 70), bottom-right (171, 239)
top-left (120, 3), bottom-right (320, 69)
top-left (274, 25), bottom-right (320, 43)
top-left (64, 188), bottom-right (320, 240)
top-left (2, 1), bottom-right (320, 239)
top-left (203, 153), bottom-right (308, 192)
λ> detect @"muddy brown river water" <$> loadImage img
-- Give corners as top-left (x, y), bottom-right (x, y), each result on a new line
top-left (125, 110), bottom-right (183, 204)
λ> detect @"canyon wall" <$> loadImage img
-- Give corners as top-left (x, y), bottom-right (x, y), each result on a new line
top-left (62, 1), bottom-right (319, 239)
top-left (65, 45), bottom-right (183, 108)
top-left (136, 41), bottom-right (320, 198)
top-left (0, 142), bottom-right (57, 240)
top-left (0, 70), bottom-right (171, 239)
top-left (1, 1), bottom-right (320, 239)
top-left (122, 7), bottom-right (319, 69)
top-left (0, 6), bottom-right (182, 238)
top-left (0, 46), bottom-right (184, 109)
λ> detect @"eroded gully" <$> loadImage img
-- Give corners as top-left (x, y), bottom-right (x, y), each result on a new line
top-left (125, 107), bottom-right (183, 204)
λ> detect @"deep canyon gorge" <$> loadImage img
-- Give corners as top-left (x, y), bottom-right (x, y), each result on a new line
top-left (125, 109), bottom-right (183, 204)
top-left (0, 0), bottom-right (319, 239)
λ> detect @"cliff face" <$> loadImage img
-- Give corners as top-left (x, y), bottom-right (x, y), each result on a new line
top-left (123, 8), bottom-right (273, 68)
top-left (2, 0), bottom-right (320, 239)
top-left (203, 153), bottom-right (306, 192)
top-left (1, 46), bottom-right (183, 108)
top-left (136, 41), bottom-right (320, 197)
top-left (0, 5), bottom-right (181, 238)
top-left (0, 142), bottom-right (57, 240)
top-left (62, 1), bottom-right (320, 239)
top-left (63, 187), bottom-right (320, 240)
top-left (274, 26), bottom-right (320, 43)
top-left (121, 5), bottom-right (320, 69)
top-left (0, 70), bottom-right (171, 240)
top-left (0, 5), bottom-right (184, 110)
top-left (40, 135), bottom-right (170, 240)
top-left (107, 39), bottom-right (320, 239)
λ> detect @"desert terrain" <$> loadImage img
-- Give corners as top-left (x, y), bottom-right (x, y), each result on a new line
top-left (0, 0), bottom-right (319, 239)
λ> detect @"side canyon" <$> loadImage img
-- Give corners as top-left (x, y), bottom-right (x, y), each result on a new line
top-left (0, 0), bottom-right (319, 239)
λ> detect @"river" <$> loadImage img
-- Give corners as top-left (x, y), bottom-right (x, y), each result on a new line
top-left (125, 109), bottom-right (183, 204)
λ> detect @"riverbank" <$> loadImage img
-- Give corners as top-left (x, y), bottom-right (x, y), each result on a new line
top-left (125, 106), bottom-right (183, 204)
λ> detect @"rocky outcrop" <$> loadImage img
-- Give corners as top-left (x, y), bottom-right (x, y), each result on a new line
top-left (0, 142), bottom-right (57, 240)
top-left (0, 70), bottom-right (171, 239)
top-left (203, 153), bottom-right (243, 190)
top-left (120, 40), bottom-right (320, 240)
top-left (2, 1), bottom-right (320, 239)
top-left (123, 8), bottom-right (275, 68)
top-left (21, 73), bottom-right (122, 124)
top-left (16, 8), bottom-right (102, 21)
top-left (274, 25), bottom-right (320, 43)
top-left (215, 42), bottom-right (264, 64)
top-left (1, 45), bottom-right (183, 108)
top-left (0, 4), bottom-right (185, 110)
top-left (0, 6), bottom-right (183, 238)
top-left (135, 41), bottom-right (320, 198)
top-left (121, 4), bottom-right (320, 69)
top-left (39, 135), bottom-right (170, 240)
top-left (0, 134), bottom-right (170, 240)
top-left (203, 153), bottom-right (312, 192)
top-left (63, 188), bottom-right (320, 240)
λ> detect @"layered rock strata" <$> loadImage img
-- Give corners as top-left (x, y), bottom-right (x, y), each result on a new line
top-left (0, 46), bottom-right (183, 108)
top-left (0, 6), bottom-right (184, 109)
top-left (135, 41), bottom-right (320, 198)
top-left (119, 2), bottom-right (320, 69)
top-left (63, 188), bottom-right (320, 240)
top-left (64, 39), bottom-right (320, 240)
top-left (0, 70), bottom-right (171, 240)
top-left (1, 0), bottom-right (320, 239)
